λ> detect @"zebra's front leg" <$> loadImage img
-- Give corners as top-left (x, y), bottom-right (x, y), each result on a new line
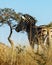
top-left (35, 39), bottom-right (39, 53)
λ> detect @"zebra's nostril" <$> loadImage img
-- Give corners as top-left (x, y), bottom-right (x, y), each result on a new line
top-left (15, 27), bottom-right (20, 32)
top-left (15, 28), bottom-right (18, 32)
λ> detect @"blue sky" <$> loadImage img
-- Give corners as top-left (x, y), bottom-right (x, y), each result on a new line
top-left (0, 0), bottom-right (52, 46)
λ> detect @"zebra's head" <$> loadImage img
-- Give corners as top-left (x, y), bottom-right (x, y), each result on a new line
top-left (15, 14), bottom-right (37, 33)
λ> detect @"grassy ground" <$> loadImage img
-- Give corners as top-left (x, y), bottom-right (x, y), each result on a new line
top-left (0, 42), bottom-right (52, 65)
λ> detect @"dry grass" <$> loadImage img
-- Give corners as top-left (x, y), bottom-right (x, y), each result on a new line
top-left (0, 42), bottom-right (52, 65)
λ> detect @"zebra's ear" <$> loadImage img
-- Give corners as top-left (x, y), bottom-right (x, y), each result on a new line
top-left (21, 16), bottom-right (26, 20)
